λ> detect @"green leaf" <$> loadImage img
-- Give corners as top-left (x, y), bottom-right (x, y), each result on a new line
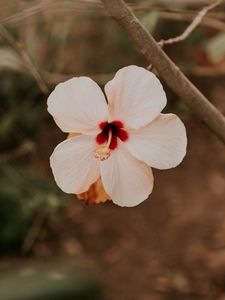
top-left (205, 32), bottom-right (225, 64)
top-left (139, 10), bottom-right (159, 34)
top-left (0, 47), bottom-right (25, 72)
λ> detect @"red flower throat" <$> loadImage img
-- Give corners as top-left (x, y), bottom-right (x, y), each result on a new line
top-left (96, 121), bottom-right (129, 150)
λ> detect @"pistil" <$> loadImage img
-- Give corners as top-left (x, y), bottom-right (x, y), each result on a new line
top-left (94, 128), bottom-right (112, 161)
top-left (106, 128), bottom-right (112, 148)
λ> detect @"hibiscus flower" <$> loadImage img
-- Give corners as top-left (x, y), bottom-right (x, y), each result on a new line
top-left (47, 65), bottom-right (187, 207)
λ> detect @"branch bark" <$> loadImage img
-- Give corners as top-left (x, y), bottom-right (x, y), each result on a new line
top-left (101, 0), bottom-right (225, 144)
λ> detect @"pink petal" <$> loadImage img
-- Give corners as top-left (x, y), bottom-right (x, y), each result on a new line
top-left (50, 135), bottom-right (100, 194)
top-left (105, 65), bottom-right (167, 129)
top-left (100, 144), bottom-right (154, 207)
top-left (125, 113), bottom-right (187, 170)
top-left (47, 77), bottom-right (108, 134)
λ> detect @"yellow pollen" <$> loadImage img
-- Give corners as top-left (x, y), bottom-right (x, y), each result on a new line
top-left (94, 129), bottom-right (112, 161)
top-left (94, 145), bottom-right (111, 161)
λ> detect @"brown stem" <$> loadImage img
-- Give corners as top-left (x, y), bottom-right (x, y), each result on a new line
top-left (101, 0), bottom-right (225, 144)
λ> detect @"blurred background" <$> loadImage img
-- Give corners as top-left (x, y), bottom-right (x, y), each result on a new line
top-left (0, 0), bottom-right (225, 299)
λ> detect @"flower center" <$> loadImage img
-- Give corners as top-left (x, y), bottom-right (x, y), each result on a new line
top-left (94, 121), bottom-right (128, 161)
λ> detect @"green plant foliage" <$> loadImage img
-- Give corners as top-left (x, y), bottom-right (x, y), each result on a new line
top-left (205, 32), bottom-right (225, 64)
top-left (0, 164), bottom-right (69, 253)
top-left (0, 176), bottom-right (30, 252)
top-left (0, 73), bottom-right (42, 150)
top-left (139, 10), bottom-right (159, 34)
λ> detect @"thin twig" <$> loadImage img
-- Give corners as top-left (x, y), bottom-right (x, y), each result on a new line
top-left (101, 0), bottom-right (225, 144)
top-left (42, 70), bottom-right (114, 86)
top-left (22, 209), bottom-right (47, 254)
top-left (0, 25), bottom-right (49, 94)
top-left (185, 65), bottom-right (225, 77)
top-left (147, 0), bottom-right (223, 69)
top-left (3, 65), bottom-right (224, 89)
top-left (0, 141), bottom-right (35, 164)
top-left (159, 11), bottom-right (225, 32)
top-left (2, 1), bottom-right (225, 33)
top-left (158, 0), bottom-right (224, 47)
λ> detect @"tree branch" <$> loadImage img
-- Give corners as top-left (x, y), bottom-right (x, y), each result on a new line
top-left (158, 0), bottom-right (223, 47)
top-left (159, 11), bottom-right (225, 32)
top-left (100, 0), bottom-right (225, 144)
top-left (0, 141), bottom-right (35, 164)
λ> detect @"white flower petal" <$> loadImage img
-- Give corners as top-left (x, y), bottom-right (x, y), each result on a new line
top-left (105, 65), bottom-right (167, 129)
top-left (50, 135), bottom-right (99, 194)
top-left (125, 113), bottom-right (187, 170)
top-left (100, 144), bottom-right (154, 207)
top-left (47, 77), bottom-right (108, 134)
